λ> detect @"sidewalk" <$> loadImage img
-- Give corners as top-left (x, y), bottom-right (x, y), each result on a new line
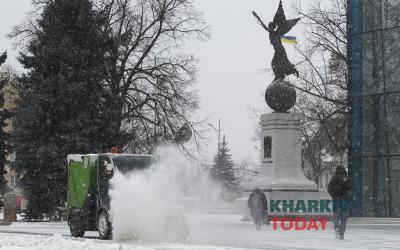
top-left (348, 217), bottom-right (400, 224)
top-left (0, 214), bottom-right (399, 249)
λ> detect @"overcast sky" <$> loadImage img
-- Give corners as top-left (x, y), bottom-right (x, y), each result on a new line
top-left (0, 0), bottom-right (305, 163)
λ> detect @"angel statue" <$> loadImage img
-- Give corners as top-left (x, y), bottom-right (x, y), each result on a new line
top-left (252, 0), bottom-right (300, 81)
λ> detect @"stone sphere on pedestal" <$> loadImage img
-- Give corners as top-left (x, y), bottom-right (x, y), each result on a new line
top-left (265, 80), bottom-right (296, 112)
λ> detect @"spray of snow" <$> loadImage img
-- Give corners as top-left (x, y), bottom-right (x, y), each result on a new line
top-left (109, 144), bottom-right (222, 242)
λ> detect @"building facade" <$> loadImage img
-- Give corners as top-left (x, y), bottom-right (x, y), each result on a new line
top-left (349, 0), bottom-right (400, 217)
top-left (1, 79), bottom-right (27, 211)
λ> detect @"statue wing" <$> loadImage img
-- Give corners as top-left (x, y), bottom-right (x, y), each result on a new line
top-left (277, 18), bottom-right (301, 35)
top-left (273, 0), bottom-right (286, 25)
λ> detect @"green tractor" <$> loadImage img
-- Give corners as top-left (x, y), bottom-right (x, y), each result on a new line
top-left (67, 153), bottom-right (156, 239)
top-left (67, 124), bottom-right (193, 240)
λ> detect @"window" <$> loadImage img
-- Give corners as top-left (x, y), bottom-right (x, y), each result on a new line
top-left (264, 136), bottom-right (272, 159)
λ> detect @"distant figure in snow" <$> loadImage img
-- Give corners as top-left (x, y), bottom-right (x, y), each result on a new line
top-left (328, 166), bottom-right (352, 240)
top-left (248, 187), bottom-right (269, 230)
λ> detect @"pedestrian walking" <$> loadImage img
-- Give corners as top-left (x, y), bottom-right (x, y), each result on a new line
top-left (328, 166), bottom-right (352, 240)
top-left (248, 187), bottom-right (268, 230)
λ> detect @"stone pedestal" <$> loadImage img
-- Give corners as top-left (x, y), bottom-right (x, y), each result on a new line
top-left (235, 112), bottom-right (330, 216)
top-left (259, 112), bottom-right (317, 191)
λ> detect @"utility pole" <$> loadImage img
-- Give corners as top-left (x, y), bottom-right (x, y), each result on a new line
top-left (217, 118), bottom-right (221, 156)
top-left (208, 118), bottom-right (223, 156)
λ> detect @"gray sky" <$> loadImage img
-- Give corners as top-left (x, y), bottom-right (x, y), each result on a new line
top-left (0, 0), bottom-right (32, 69)
top-left (0, 0), bottom-right (303, 163)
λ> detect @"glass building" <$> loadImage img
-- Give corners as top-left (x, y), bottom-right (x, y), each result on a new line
top-left (349, 0), bottom-right (400, 217)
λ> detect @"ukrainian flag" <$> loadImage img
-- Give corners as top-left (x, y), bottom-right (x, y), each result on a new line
top-left (281, 36), bottom-right (298, 44)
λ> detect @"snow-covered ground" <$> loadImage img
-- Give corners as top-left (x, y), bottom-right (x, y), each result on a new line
top-left (0, 214), bottom-right (399, 250)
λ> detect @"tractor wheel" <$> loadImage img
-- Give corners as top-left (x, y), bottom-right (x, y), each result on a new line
top-left (98, 211), bottom-right (112, 240)
top-left (69, 212), bottom-right (85, 238)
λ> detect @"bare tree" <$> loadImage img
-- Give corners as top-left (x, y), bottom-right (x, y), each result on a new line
top-left (235, 157), bottom-right (259, 187)
top-left (98, 0), bottom-right (210, 153)
top-left (292, 0), bottom-right (348, 121)
top-left (11, 0), bottom-right (210, 154)
top-left (289, 0), bottom-right (349, 181)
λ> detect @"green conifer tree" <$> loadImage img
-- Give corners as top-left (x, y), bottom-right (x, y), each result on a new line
top-left (210, 135), bottom-right (238, 191)
top-left (13, 0), bottom-right (115, 219)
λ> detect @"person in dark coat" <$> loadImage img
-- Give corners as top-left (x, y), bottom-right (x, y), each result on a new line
top-left (328, 166), bottom-right (352, 240)
top-left (248, 187), bottom-right (268, 230)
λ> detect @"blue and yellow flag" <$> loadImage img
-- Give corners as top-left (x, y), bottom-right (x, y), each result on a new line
top-left (281, 36), bottom-right (298, 44)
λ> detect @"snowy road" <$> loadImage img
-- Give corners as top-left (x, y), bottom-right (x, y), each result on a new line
top-left (0, 214), bottom-right (399, 250)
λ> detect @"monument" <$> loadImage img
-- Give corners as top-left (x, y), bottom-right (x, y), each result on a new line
top-left (234, 1), bottom-right (330, 217)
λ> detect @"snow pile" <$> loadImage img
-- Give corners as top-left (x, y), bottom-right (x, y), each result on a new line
top-left (109, 144), bottom-right (221, 242)
top-left (0, 232), bottom-right (253, 250)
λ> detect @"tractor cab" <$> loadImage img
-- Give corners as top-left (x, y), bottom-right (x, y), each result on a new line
top-left (97, 154), bottom-right (155, 210)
